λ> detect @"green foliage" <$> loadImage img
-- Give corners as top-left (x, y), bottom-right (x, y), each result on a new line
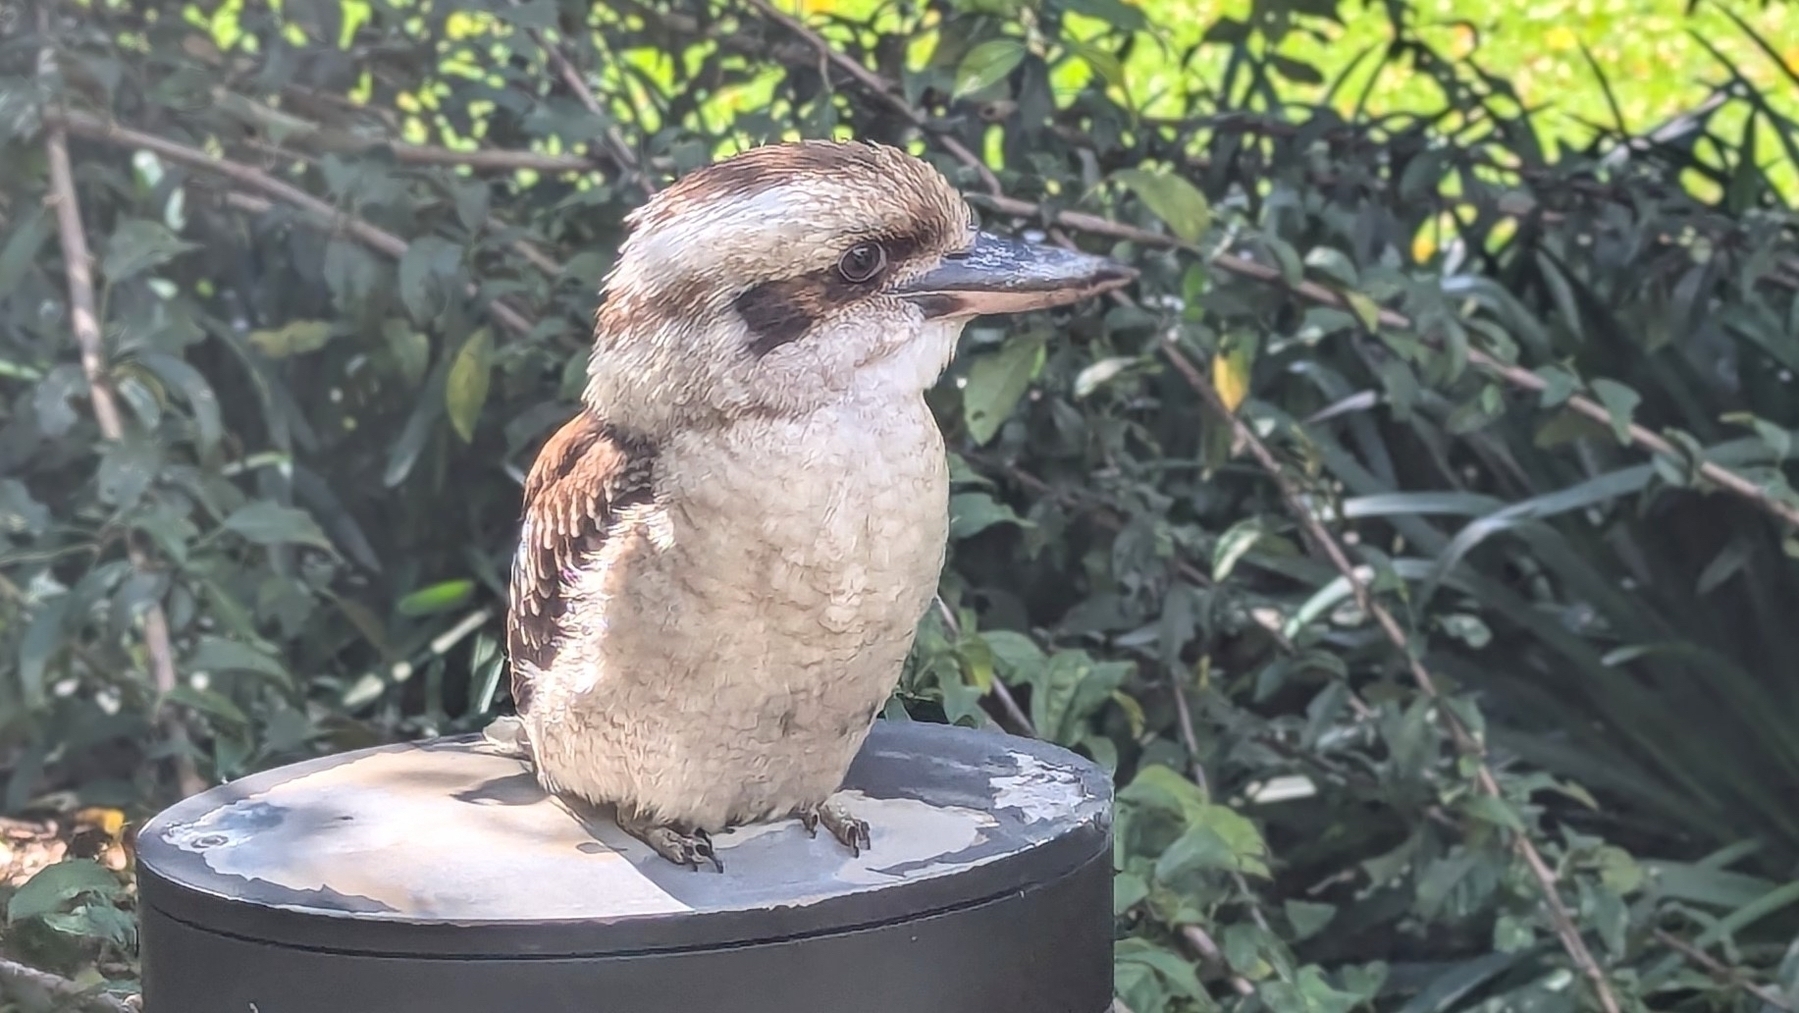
top-left (3, 0), bottom-right (1799, 1009)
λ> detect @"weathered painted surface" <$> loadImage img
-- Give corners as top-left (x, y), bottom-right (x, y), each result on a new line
top-left (144, 720), bottom-right (1109, 924)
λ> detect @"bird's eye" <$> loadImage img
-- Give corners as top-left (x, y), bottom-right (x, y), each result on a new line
top-left (837, 242), bottom-right (887, 284)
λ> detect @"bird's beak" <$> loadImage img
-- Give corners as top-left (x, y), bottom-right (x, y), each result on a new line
top-left (892, 232), bottom-right (1138, 319)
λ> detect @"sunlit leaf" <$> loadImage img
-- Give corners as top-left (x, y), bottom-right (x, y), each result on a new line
top-left (952, 40), bottom-right (1026, 98)
top-left (397, 579), bottom-right (477, 617)
top-left (1211, 341), bottom-right (1252, 412)
top-left (1114, 167), bottom-right (1211, 242)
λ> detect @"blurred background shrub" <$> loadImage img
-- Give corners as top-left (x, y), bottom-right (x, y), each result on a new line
top-left (1, 0), bottom-right (1798, 1009)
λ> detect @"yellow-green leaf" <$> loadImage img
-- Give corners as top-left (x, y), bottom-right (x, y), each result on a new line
top-left (1111, 689), bottom-right (1146, 738)
top-left (1113, 167), bottom-right (1211, 243)
top-left (957, 636), bottom-right (996, 693)
top-left (953, 39), bottom-right (1026, 98)
top-left (1343, 291), bottom-right (1383, 332)
top-left (1212, 342), bottom-right (1252, 412)
top-left (445, 328), bottom-right (494, 443)
top-left (1212, 517), bottom-right (1263, 582)
top-left (248, 319), bottom-right (334, 358)
top-left (397, 579), bottom-right (476, 617)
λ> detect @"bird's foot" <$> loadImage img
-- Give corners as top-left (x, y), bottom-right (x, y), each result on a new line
top-left (616, 810), bottom-right (723, 873)
top-left (479, 715), bottom-right (533, 761)
top-left (795, 798), bottom-right (872, 857)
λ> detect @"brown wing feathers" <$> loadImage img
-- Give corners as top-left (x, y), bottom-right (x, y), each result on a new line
top-left (505, 411), bottom-right (656, 715)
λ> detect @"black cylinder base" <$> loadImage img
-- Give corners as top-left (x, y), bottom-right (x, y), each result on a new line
top-left (136, 720), bottom-right (1115, 1013)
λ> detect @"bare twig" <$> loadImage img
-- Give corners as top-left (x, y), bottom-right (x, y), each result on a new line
top-left (741, 0), bottom-right (1002, 196)
top-left (223, 191), bottom-right (565, 280)
top-left (211, 88), bottom-right (601, 173)
top-left (974, 192), bottom-right (1194, 250)
top-left (48, 110), bottom-right (537, 339)
top-left (1654, 928), bottom-right (1795, 1012)
top-left (0, 957), bottom-right (134, 1013)
top-left (988, 677), bottom-right (1035, 737)
top-left (934, 596), bottom-right (1033, 734)
top-left (1159, 338), bottom-right (1624, 1013)
top-left (40, 34), bottom-right (205, 800)
top-left (1180, 924), bottom-right (1255, 997)
top-left (1168, 675), bottom-right (1207, 794)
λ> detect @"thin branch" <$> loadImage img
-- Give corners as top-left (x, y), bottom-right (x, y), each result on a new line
top-left (973, 192), bottom-right (1194, 250)
top-left (1196, 252), bottom-right (1799, 529)
top-left (41, 35), bottom-right (204, 800)
top-left (48, 109), bottom-right (537, 339)
top-left (1653, 928), bottom-right (1795, 1012)
top-left (983, 183), bottom-right (1798, 534)
top-left (934, 596), bottom-right (1034, 734)
top-left (741, 0), bottom-right (1002, 196)
top-left (0, 957), bottom-right (134, 1013)
top-left (973, 196), bottom-right (1799, 529)
top-left (988, 677), bottom-right (1035, 737)
top-left (211, 88), bottom-right (602, 173)
top-left (1159, 337), bottom-right (1624, 1013)
top-left (1180, 924), bottom-right (1255, 998)
top-left (1168, 674), bottom-right (1207, 795)
top-left (223, 191), bottom-right (565, 280)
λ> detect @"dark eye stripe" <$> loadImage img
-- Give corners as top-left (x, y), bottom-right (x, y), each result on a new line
top-left (735, 227), bottom-right (937, 358)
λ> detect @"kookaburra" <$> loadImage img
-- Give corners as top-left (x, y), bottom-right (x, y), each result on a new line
top-left (505, 139), bottom-right (1134, 870)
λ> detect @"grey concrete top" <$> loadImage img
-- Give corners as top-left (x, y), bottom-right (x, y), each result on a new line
top-left (135, 719), bottom-right (1113, 956)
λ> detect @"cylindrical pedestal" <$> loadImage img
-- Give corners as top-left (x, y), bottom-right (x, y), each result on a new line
top-left (135, 720), bottom-right (1114, 1012)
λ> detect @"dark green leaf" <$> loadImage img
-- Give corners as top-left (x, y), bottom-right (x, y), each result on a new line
top-left (1284, 900), bottom-right (1336, 941)
top-left (97, 434), bottom-right (161, 508)
top-left (399, 237), bottom-right (465, 325)
top-left (0, 204), bottom-right (51, 293)
top-left (135, 350), bottom-right (223, 452)
top-left (8, 860), bottom-right (123, 922)
top-left (1590, 378), bottom-right (1641, 444)
top-left (221, 501), bottom-right (336, 551)
top-left (165, 684), bottom-right (251, 724)
top-left (187, 635), bottom-right (290, 682)
top-left (102, 219), bottom-right (198, 282)
top-left (948, 491), bottom-right (1024, 539)
top-left (962, 337), bottom-right (1044, 445)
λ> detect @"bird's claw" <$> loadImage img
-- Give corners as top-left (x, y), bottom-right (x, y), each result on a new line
top-left (617, 812), bottom-right (724, 872)
top-left (795, 799), bottom-right (872, 857)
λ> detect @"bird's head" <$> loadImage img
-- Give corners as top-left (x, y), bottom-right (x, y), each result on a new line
top-left (584, 140), bottom-right (1136, 435)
